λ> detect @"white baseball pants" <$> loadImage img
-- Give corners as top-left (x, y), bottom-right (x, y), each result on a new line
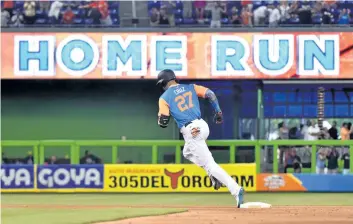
top-left (180, 119), bottom-right (241, 196)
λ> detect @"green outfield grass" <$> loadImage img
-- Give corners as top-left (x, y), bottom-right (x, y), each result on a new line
top-left (2, 193), bottom-right (353, 224)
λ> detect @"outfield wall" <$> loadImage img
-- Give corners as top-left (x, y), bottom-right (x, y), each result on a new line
top-left (2, 164), bottom-right (353, 193)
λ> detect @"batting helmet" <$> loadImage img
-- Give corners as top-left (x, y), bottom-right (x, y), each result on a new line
top-left (156, 69), bottom-right (177, 88)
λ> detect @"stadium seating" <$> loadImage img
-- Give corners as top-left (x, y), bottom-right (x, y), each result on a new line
top-left (3, 1), bottom-right (353, 27)
top-left (2, 1), bottom-right (120, 26)
top-left (148, 0), bottom-right (353, 26)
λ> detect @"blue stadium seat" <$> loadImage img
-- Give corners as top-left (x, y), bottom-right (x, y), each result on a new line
top-left (73, 18), bottom-right (84, 25)
top-left (175, 17), bottom-right (183, 25)
top-left (175, 1), bottom-right (183, 9)
top-left (109, 2), bottom-right (119, 9)
top-left (221, 18), bottom-right (229, 25)
top-left (35, 18), bottom-right (48, 25)
top-left (112, 17), bottom-right (120, 25)
top-left (174, 9), bottom-right (182, 17)
top-left (148, 0), bottom-right (161, 10)
top-left (84, 18), bottom-right (94, 25)
top-left (312, 15), bottom-right (322, 24)
top-left (110, 9), bottom-right (119, 16)
top-left (183, 17), bottom-right (196, 24)
top-left (15, 1), bottom-right (24, 10)
top-left (288, 17), bottom-right (300, 25)
top-left (36, 10), bottom-right (47, 19)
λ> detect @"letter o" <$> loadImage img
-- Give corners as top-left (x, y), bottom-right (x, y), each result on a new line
top-left (204, 176), bottom-right (212, 187)
top-left (56, 35), bottom-right (99, 77)
top-left (54, 169), bottom-right (70, 186)
top-left (181, 176), bottom-right (190, 188)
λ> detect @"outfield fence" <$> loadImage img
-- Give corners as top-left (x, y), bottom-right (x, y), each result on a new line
top-left (1, 140), bottom-right (353, 174)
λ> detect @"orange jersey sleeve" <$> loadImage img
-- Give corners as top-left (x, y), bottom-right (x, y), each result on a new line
top-left (193, 84), bottom-right (209, 98)
top-left (158, 98), bottom-right (170, 116)
top-left (341, 128), bottom-right (349, 140)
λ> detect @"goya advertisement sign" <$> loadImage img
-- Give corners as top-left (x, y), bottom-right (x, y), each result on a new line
top-left (1, 32), bottom-right (352, 79)
top-left (36, 165), bottom-right (104, 189)
top-left (104, 164), bottom-right (256, 192)
top-left (0, 165), bottom-right (34, 189)
top-left (1, 165), bottom-right (104, 192)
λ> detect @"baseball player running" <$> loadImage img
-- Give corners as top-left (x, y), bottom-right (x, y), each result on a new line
top-left (156, 69), bottom-right (244, 208)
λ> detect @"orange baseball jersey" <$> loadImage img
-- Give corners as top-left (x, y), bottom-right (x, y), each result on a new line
top-left (158, 84), bottom-right (208, 128)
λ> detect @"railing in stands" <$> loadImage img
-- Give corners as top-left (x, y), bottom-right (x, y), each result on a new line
top-left (1, 140), bottom-right (353, 174)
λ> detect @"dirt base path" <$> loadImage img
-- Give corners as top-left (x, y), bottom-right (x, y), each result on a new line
top-left (97, 206), bottom-right (353, 224)
top-left (3, 205), bottom-right (353, 224)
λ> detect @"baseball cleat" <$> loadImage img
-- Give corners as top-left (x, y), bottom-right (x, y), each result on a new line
top-left (236, 187), bottom-right (245, 208)
top-left (210, 176), bottom-right (222, 190)
top-left (213, 179), bottom-right (222, 190)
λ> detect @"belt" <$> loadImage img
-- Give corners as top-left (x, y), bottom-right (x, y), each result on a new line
top-left (184, 118), bottom-right (201, 127)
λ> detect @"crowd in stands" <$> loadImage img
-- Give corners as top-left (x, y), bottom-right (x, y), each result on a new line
top-left (1, 150), bottom-right (101, 165)
top-left (1, 0), bottom-right (119, 27)
top-left (272, 120), bottom-right (352, 175)
top-left (2, 1), bottom-right (353, 27)
top-left (148, 0), bottom-right (353, 27)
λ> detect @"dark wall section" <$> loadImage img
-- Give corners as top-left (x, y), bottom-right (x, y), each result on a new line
top-left (1, 80), bottom-right (178, 140)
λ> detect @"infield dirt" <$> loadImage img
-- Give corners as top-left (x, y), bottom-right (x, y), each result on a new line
top-left (97, 205), bottom-right (353, 224)
top-left (3, 204), bottom-right (353, 224)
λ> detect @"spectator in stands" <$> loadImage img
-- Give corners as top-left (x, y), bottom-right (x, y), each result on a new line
top-left (289, 126), bottom-right (300, 139)
top-left (10, 9), bottom-right (24, 27)
top-left (1, 8), bottom-right (10, 27)
top-left (3, 0), bottom-right (14, 18)
top-left (80, 150), bottom-right (101, 164)
top-left (39, 0), bottom-right (51, 13)
top-left (183, 0), bottom-right (193, 19)
top-left (301, 120), bottom-right (310, 140)
top-left (161, 1), bottom-right (176, 27)
top-left (268, 3), bottom-right (281, 27)
top-left (241, 0), bottom-right (253, 12)
top-left (349, 122), bottom-right (353, 140)
top-left (326, 148), bottom-right (339, 174)
top-left (48, 156), bottom-right (58, 165)
top-left (328, 121), bottom-right (338, 140)
top-left (194, 0), bottom-right (206, 22)
top-left (278, 122), bottom-right (289, 164)
top-left (341, 122), bottom-right (352, 140)
top-left (288, 0), bottom-right (299, 16)
top-left (159, 9), bottom-right (170, 26)
top-left (98, 1), bottom-right (112, 26)
top-left (298, 124), bottom-right (305, 139)
top-left (316, 148), bottom-right (326, 174)
top-left (298, 0), bottom-right (312, 24)
top-left (318, 120), bottom-right (332, 139)
top-left (241, 4), bottom-right (253, 27)
top-left (80, 1), bottom-right (102, 26)
top-left (1, 153), bottom-right (9, 164)
top-left (342, 149), bottom-right (350, 175)
top-left (23, 0), bottom-right (37, 25)
top-left (312, 0), bottom-right (323, 16)
top-left (24, 151), bottom-right (34, 164)
top-left (338, 8), bottom-right (350, 25)
top-left (279, 0), bottom-right (290, 23)
top-left (230, 6), bottom-right (240, 26)
top-left (253, 4), bottom-right (267, 26)
top-left (321, 3), bottom-right (334, 24)
top-left (278, 122), bottom-right (289, 140)
top-left (210, 2), bottom-right (225, 28)
top-left (48, 1), bottom-right (64, 25)
top-left (307, 120), bottom-right (321, 141)
top-left (284, 149), bottom-right (302, 173)
top-left (150, 7), bottom-right (160, 26)
top-left (62, 6), bottom-right (75, 25)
